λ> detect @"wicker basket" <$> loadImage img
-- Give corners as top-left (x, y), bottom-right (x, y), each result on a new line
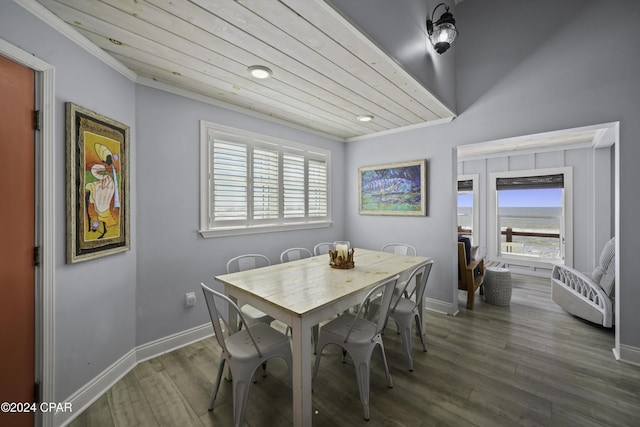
top-left (484, 267), bottom-right (512, 306)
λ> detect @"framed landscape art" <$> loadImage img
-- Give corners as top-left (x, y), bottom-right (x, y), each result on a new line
top-left (358, 159), bottom-right (427, 216)
top-left (66, 102), bottom-right (130, 263)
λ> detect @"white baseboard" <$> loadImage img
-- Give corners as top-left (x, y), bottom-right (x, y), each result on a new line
top-left (613, 343), bottom-right (640, 367)
top-left (424, 297), bottom-right (456, 316)
top-left (136, 323), bottom-right (213, 363)
top-left (55, 349), bottom-right (136, 427)
top-left (56, 323), bottom-right (213, 426)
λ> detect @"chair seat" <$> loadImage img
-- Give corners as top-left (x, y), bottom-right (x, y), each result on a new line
top-left (320, 313), bottom-right (378, 346)
top-left (369, 296), bottom-right (415, 317)
top-left (240, 304), bottom-right (273, 324)
top-left (226, 322), bottom-right (290, 362)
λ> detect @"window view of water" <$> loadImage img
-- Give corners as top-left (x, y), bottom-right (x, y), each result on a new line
top-left (458, 206), bottom-right (562, 259)
top-left (498, 207), bottom-right (562, 259)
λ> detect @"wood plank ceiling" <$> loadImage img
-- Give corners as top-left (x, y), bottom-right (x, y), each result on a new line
top-left (35, 0), bottom-right (455, 140)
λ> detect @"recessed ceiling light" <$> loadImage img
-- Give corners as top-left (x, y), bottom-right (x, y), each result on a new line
top-left (357, 115), bottom-right (374, 122)
top-left (248, 65), bottom-right (273, 79)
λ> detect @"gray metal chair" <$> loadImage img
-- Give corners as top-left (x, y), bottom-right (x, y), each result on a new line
top-left (313, 242), bottom-right (332, 256)
top-left (381, 243), bottom-right (417, 256)
top-left (226, 254), bottom-right (275, 331)
top-left (280, 247), bottom-right (313, 263)
top-left (200, 283), bottom-right (292, 427)
top-left (313, 275), bottom-right (400, 421)
top-left (368, 261), bottom-right (434, 371)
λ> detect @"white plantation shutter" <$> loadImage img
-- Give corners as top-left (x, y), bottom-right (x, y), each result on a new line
top-left (201, 122), bottom-right (330, 235)
top-left (308, 159), bottom-right (327, 217)
top-left (253, 147), bottom-right (279, 220)
top-left (212, 140), bottom-right (247, 223)
top-left (283, 153), bottom-right (306, 218)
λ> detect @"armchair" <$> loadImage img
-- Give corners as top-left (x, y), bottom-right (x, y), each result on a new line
top-left (551, 237), bottom-right (615, 327)
top-left (458, 237), bottom-right (484, 310)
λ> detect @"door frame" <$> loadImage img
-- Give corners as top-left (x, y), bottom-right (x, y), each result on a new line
top-left (0, 39), bottom-right (55, 427)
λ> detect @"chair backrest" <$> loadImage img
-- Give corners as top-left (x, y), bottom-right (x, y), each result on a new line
top-left (280, 247), bottom-right (313, 263)
top-left (346, 275), bottom-right (400, 342)
top-left (592, 237), bottom-right (615, 298)
top-left (313, 242), bottom-right (332, 256)
top-left (200, 283), bottom-right (263, 357)
top-left (227, 254), bottom-right (271, 274)
top-left (381, 243), bottom-right (416, 256)
top-left (392, 260), bottom-right (434, 312)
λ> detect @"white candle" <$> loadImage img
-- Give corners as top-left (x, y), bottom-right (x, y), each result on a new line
top-left (336, 243), bottom-right (348, 259)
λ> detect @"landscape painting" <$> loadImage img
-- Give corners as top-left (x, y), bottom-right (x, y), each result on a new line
top-left (359, 159), bottom-right (427, 216)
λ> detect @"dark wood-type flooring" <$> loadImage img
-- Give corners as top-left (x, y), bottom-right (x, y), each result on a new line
top-left (69, 274), bottom-right (640, 426)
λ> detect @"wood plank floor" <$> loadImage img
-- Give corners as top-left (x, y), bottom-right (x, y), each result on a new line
top-left (69, 274), bottom-right (640, 426)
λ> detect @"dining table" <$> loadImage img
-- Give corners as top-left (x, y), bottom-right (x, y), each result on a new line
top-left (215, 247), bottom-right (431, 426)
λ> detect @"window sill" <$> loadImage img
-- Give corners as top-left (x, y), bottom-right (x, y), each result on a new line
top-left (199, 221), bottom-right (332, 238)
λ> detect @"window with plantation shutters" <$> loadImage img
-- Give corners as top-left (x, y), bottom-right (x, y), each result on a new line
top-left (212, 140), bottom-right (247, 224)
top-left (253, 147), bottom-right (279, 220)
top-left (308, 159), bottom-right (328, 217)
top-left (200, 121), bottom-right (331, 237)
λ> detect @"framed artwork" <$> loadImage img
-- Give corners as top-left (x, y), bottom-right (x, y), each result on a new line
top-left (358, 159), bottom-right (427, 216)
top-left (66, 102), bottom-right (130, 263)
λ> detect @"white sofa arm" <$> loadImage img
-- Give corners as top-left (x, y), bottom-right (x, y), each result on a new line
top-left (551, 264), bottom-right (613, 327)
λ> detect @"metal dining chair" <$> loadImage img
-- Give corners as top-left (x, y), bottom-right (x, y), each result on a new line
top-left (381, 243), bottom-right (417, 256)
top-left (367, 261), bottom-right (434, 371)
top-left (200, 283), bottom-right (292, 427)
top-left (381, 243), bottom-right (418, 298)
top-left (280, 247), bottom-right (313, 263)
top-left (226, 254), bottom-right (275, 331)
top-left (312, 274), bottom-right (400, 421)
top-left (280, 247), bottom-right (317, 345)
top-left (313, 242), bottom-right (332, 256)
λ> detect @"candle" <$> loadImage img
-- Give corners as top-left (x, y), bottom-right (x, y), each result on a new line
top-left (334, 241), bottom-right (350, 260)
top-left (336, 244), bottom-right (348, 259)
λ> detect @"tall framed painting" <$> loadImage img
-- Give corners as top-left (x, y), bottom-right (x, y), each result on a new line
top-left (66, 102), bottom-right (130, 263)
top-left (359, 159), bottom-right (427, 216)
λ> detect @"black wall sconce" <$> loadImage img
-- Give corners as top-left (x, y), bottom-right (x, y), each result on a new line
top-left (426, 2), bottom-right (458, 54)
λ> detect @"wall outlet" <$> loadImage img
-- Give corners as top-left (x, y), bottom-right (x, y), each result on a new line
top-left (185, 292), bottom-right (196, 308)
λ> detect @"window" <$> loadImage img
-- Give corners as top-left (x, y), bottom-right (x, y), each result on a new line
top-left (457, 174), bottom-right (478, 245)
top-left (489, 167), bottom-right (572, 266)
top-left (200, 121), bottom-right (330, 237)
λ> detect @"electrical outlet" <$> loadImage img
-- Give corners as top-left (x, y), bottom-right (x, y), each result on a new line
top-left (185, 292), bottom-right (196, 308)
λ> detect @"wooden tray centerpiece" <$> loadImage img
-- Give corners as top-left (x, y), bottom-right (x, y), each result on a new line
top-left (329, 241), bottom-right (354, 269)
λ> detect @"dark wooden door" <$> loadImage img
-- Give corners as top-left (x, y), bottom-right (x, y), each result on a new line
top-left (0, 53), bottom-right (36, 427)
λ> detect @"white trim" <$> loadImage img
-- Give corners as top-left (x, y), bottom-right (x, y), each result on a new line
top-left (0, 37), bottom-right (56, 427)
top-left (457, 173), bottom-right (479, 246)
top-left (136, 323), bottom-right (213, 363)
top-left (199, 221), bottom-right (332, 238)
top-left (613, 344), bottom-right (640, 367)
top-left (56, 350), bottom-right (137, 427)
top-left (457, 121), bottom-right (618, 160)
top-left (424, 297), bottom-right (456, 316)
top-left (344, 116), bottom-right (454, 143)
top-left (15, 0), bottom-right (136, 81)
top-left (56, 323), bottom-right (214, 426)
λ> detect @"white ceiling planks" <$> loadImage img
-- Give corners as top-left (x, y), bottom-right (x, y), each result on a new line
top-left (35, 0), bottom-right (456, 139)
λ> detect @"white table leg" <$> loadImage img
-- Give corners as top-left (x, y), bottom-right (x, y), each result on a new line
top-left (290, 316), bottom-right (313, 427)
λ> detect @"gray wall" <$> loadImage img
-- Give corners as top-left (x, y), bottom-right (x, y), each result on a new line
top-left (328, 0), bottom-right (457, 111)
top-left (345, 0), bottom-right (640, 349)
top-left (0, 1), bottom-right (137, 400)
top-left (134, 85), bottom-right (346, 346)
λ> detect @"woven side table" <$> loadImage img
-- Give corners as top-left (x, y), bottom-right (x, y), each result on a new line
top-left (484, 267), bottom-right (512, 306)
